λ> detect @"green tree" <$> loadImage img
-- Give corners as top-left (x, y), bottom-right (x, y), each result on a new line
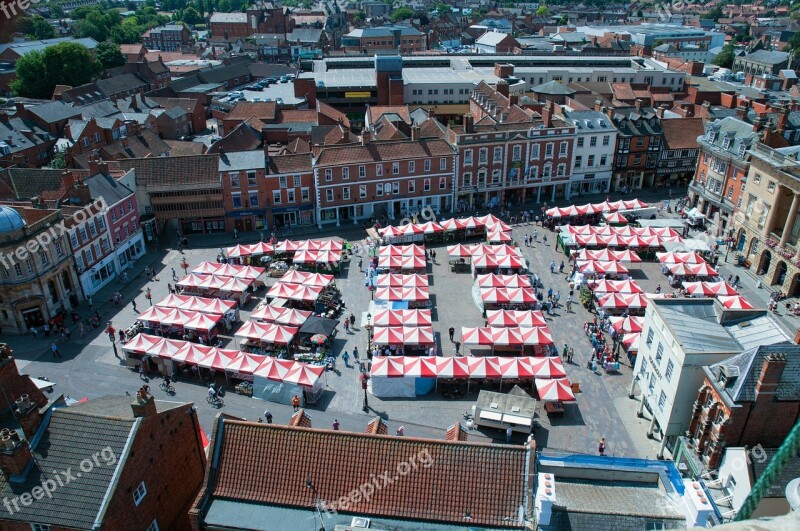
top-left (703, 5), bottom-right (724, 21)
top-left (433, 2), bottom-right (451, 13)
top-left (196, 0), bottom-right (205, 19)
top-left (786, 31), bottom-right (800, 52)
top-left (96, 41), bottom-right (126, 70)
top-left (183, 7), bottom-right (200, 23)
top-left (50, 151), bottom-right (66, 170)
top-left (535, 5), bottom-right (548, 16)
top-left (17, 15), bottom-right (57, 40)
top-left (11, 42), bottom-right (99, 99)
top-left (354, 11), bottom-right (366, 20)
top-left (391, 6), bottom-right (414, 21)
top-left (218, 0), bottom-right (231, 11)
top-left (713, 43), bottom-right (735, 68)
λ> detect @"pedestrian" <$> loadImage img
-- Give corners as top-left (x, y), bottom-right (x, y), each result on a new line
top-left (555, 291), bottom-right (561, 307)
top-left (233, 228), bottom-right (239, 240)
top-left (349, 313), bottom-right (356, 327)
top-left (51, 342), bottom-right (61, 358)
top-left (358, 257), bottom-right (363, 271)
top-left (396, 426), bottom-right (404, 436)
top-left (132, 299), bottom-right (138, 313)
top-left (342, 351), bottom-right (350, 367)
top-left (343, 319), bottom-right (350, 332)
top-left (567, 347), bottom-right (574, 363)
top-left (138, 363), bottom-right (146, 380)
top-left (547, 287), bottom-right (553, 299)
top-left (533, 229), bottom-right (539, 241)
top-left (449, 327), bottom-right (455, 341)
top-left (333, 419), bottom-right (340, 431)
top-left (549, 260), bottom-right (556, 273)
top-left (43, 323), bottom-right (50, 337)
top-left (455, 341), bottom-right (461, 354)
top-left (172, 268), bottom-right (177, 281)
top-left (353, 346), bottom-right (359, 360)
top-left (78, 322), bottom-right (85, 337)
top-left (291, 395), bottom-right (300, 411)
top-left (265, 410), bottom-right (273, 423)
top-left (599, 437), bottom-right (606, 456)
top-left (30, 326), bottom-right (37, 338)
top-left (559, 261), bottom-right (565, 273)
top-left (543, 234), bottom-right (548, 245)
top-left (562, 344), bottom-right (568, 358)
top-left (506, 426), bottom-right (513, 443)
top-left (655, 284), bottom-right (661, 294)
top-left (432, 250), bottom-right (436, 261)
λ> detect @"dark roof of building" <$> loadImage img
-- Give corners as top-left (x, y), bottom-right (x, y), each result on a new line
top-left (752, 448), bottom-right (800, 498)
top-left (739, 49), bottom-right (789, 65)
top-left (85, 171), bottom-right (134, 205)
top-left (165, 139), bottom-right (206, 156)
top-left (118, 154), bottom-right (220, 189)
top-left (25, 100), bottom-right (81, 123)
top-left (5, 168), bottom-right (63, 200)
top-left (226, 101), bottom-right (277, 122)
top-left (0, 116), bottom-right (55, 155)
top-left (96, 73), bottom-right (148, 97)
top-left (207, 123), bottom-right (262, 154)
top-left (287, 28), bottom-right (324, 43)
top-left (218, 150), bottom-right (265, 172)
top-left (0, 400), bottom-right (139, 528)
top-left (204, 420), bottom-right (530, 528)
top-left (708, 343), bottom-right (800, 403)
top-left (198, 61), bottom-right (253, 85)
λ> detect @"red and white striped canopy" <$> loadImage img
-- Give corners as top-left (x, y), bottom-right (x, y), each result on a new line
top-left (372, 326), bottom-right (435, 345)
top-left (536, 378), bottom-right (576, 402)
top-left (476, 274), bottom-right (532, 288)
top-left (371, 309), bottom-right (432, 327)
top-left (578, 260), bottom-right (630, 275)
top-left (375, 273), bottom-right (429, 288)
top-left (610, 315), bottom-right (644, 334)
top-left (373, 286), bottom-right (430, 302)
top-left (717, 295), bottom-right (754, 309)
top-left (278, 270), bottom-right (334, 287)
top-left (377, 255), bottom-right (427, 270)
top-left (250, 305), bottom-right (312, 326)
top-left (589, 279), bottom-right (643, 294)
top-left (378, 244), bottom-right (426, 257)
top-left (486, 309), bottom-right (547, 327)
top-left (683, 281), bottom-right (739, 297)
top-left (576, 249), bottom-right (642, 262)
top-left (657, 252), bottom-right (705, 264)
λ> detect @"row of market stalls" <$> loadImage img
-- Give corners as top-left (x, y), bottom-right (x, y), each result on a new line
top-left (369, 355), bottom-right (575, 402)
top-left (447, 243), bottom-right (527, 275)
top-left (121, 335), bottom-right (325, 404)
top-left (546, 199), bottom-right (650, 220)
top-left (560, 225), bottom-right (684, 256)
top-left (175, 262), bottom-right (266, 304)
top-left (374, 214), bottom-right (513, 245)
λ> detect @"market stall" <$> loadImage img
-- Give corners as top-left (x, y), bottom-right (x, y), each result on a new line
top-left (476, 274), bottom-right (532, 289)
top-left (486, 309), bottom-right (547, 328)
top-left (250, 305), bottom-right (312, 326)
top-left (371, 309), bottom-right (432, 327)
top-left (373, 286), bottom-right (430, 308)
top-left (372, 326), bottom-right (435, 355)
top-left (682, 281), bottom-right (739, 298)
top-left (252, 357), bottom-right (326, 405)
top-left (461, 326), bottom-right (553, 355)
top-left (235, 321), bottom-right (299, 356)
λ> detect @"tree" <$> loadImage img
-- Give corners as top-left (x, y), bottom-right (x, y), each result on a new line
top-left (17, 15), bottom-right (56, 40)
top-left (50, 151), bottom-right (66, 169)
top-left (786, 31), bottom-right (800, 53)
top-left (218, 0), bottom-right (231, 11)
top-left (196, 0), bottom-right (205, 19)
top-left (354, 11), bottom-right (366, 21)
top-left (713, 43), bottom-right (735, 69)
top-left (391, 6), bottom-right (414, 21)
top-left (96, 41), bottom-right (126, 70)
top-left (703, 5), bottom-right (724, 21)
top-left (535, 5), bottom-right (548, 16)
top-left (433, 2), bottom-right (451, 13)
top-left (11, 42), bottom-right (99, 99)
top-left (183, 7), bottom-right (201, 23)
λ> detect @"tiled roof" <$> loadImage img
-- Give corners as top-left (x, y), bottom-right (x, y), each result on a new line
top-left (740, 49), bottom-right (789, 65)
top-left (322, 124), bottom-right (354, 145)
top-left (709, 343), bottom-right (800, 403)
top-left (417, 117), bottom-right (448, 140)
top-left (0, 406), bottom-right (135, 528)
top-left (6, 168), bottom-right (63, 200)
top-left (207, 123), bottom-right (262, 154)
top-left (268, 153), bottom-right (312, 174)
top-left (165, 139), bottom-right (206, 156)
top-left (317, 100), bottom-right (349, 128)
top-left (752, 448), bottom-right (800, 498)
top-left (661, 117), bottom-right (704, 150)
top-left (226, 101), bottom-right (277, 122)
top-left (368, 105), bottom-right (411, 126)
top-left (207, 421), bottom-right (529, 527)
top-left (118, 154), bottom-right (220, 188)
top-left (277, 109), bottom-right (318, 124)
top-left (316, 138), bottom-right (452, 166)
top-left (283, 137), bottom-right (310, 154)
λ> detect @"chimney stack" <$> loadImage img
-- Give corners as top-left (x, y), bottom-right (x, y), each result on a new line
top-left (509, 94), bottom-right (519, 106)
top-left (463, 113), bottom-right (474, 133)
top-left (542, 102), bottom-right (553, 128)
top-left (736, 105), bottom-right (749, 120)
top-left (777, 105), bottom-right (790, 134)
top-left (361, 130), bottom-right (371, 145)
top-left (634, 99), bottom-right (642, 112)
top-left (496, 80), bottom-right (510, 98)
top-left (131, 386), bottom-right (157, 418)
top-left (594, 99), bottom-right (603, 111)
top-left (0, 428), bottom-right (33, 479)
top-left (289, 409), bottom-right (312, 428)
top-left (14, 395), bottom-right (42, 441)
top-left (755, 352), bottom-right (787, 401)
top-left (411, 125), bottom-right (420, 141)
top-left (365, 416), bottom-right (388, 435)
top-left (427, 107), bottom-right (434, 118)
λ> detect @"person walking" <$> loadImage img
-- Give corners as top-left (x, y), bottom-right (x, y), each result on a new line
top-left (172, 268), bottom-right (177, 281)
top-left (533, 229), bottom-right (539, 241)
top-left (454, 341), bottom-right (461, 354)
top-left (291, 395), bottom-right (300, 411)
top-left (358, 257), bottom-right (363, 271)
top-left (448, 327), bottom-right (455, 341)
top-left (566, 296), bottom-right (573, 313)
top-left (562, 344), bottom-right (568, 359)
top-left (131, 299), bottom-right (138, 313)
top-left (353, 346), bottom-right (359, 361)
top-left (396, 426), bottom-right (404, 436)
top-left (30, 326), bottom-right (37, 338)
top-left (555, 291), bottom-right (561, 307)
top-left (332, 419), bottom-right (340, 431)
top-left (342, 350), bottom-right (350, 367)
top-left (264, 410), bottom-right (273, 424)
top-left (598, 437), bottom-right (606, 456)
top-left (51, 342), bottom-right (61, 358)
top-left (549, 260), bottom-right (556, 274)
top-left (343, 319), bottom-right (350, 333)
top-left (138, 363), bottom-right (146, 380)
top-left (349, 313), bottom-right (356, 327)
top-left (559, 261), bottom-right (565, 273)
top-left (506, 426), bottom-right (513, 443)
top-left (567, 347), bottom-right (574, 363)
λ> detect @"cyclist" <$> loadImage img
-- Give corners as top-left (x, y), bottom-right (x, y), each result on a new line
top-left (208, 386), bottom-right (217, 402)
top-left (162, 375), bottom-right (172, 391)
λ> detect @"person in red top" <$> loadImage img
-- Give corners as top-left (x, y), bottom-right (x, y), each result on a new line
top-left (291, 395), bottom-right (300, 411)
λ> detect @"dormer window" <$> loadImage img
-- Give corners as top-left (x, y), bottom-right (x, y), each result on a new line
top-left (722, 137), bottom-right (732, 150)
top-left (738, 144), bottom-right (747, 158)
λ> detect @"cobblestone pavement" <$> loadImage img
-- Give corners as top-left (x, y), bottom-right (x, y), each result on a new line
top-left (8, 189), bottom-right (691, 454)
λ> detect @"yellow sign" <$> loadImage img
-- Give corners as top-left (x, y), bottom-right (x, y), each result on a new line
top-left (345, 91), bottom-right (372, 98)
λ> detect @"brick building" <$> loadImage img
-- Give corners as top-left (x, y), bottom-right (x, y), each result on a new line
top-left (657, 117), bottom-right (705, 189)
top-left (0, 381), bottom-right (205, 530)
top-left (341, 25), bottom-right (427, 54)
top-left (679, 344), bottom-right (800, 471)
top-left (449, 80), bottom-right (575, 210)
top-left (689, 116), bottom-right (757, 238)
top-left (314, 135), bottom-right (454, 227)
top-left (267, 153), bottom-right (315, 229)
top-left (210, 4), bottom-right (293, 39)
top-left (0, 112), bottom-right (56, 168)
top-left (141, 24), bottom-right (193, 51)
top-left (609, 104), bottom-right (664, 192)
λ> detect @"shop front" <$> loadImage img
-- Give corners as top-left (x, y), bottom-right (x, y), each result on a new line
top-left (272, 204), bottom-right (315, 229)
top-left (182, 217), bottom-right (227, 234)
top-left (116, 231), bottom-right (146, 270)
top-left (226, 209), bottom-right (268, 233)
top-left (81, 253), bottom-right (118, 297)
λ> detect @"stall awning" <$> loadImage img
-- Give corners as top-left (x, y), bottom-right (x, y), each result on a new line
top-left (502, 414), bottom-right (532, 426)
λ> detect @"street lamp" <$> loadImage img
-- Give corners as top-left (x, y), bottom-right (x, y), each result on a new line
top-left (361, 372), bottom-right (369, 411)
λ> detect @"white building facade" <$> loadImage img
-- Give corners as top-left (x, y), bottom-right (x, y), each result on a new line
top-left (562, 109), bottom-right (616, 198)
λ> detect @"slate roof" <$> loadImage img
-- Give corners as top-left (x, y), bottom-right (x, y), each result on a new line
top-left (660, 117), bottom-right (705, 150)
top-left (207, 123), bottom-right (262, 154)
top-left (316, 139), bottom-right (452, 166)
top-left (218, 150), bottom-right (266, 172)
top-left (198, 61), bottom-right (253, 84)
top-left (210, 12), bottom-right (247, 23)
top-left (85, 171), bottom-right (134, 205)
top-left (701, 116), bottom-right (757, 155)
top-left (205, 420), bottom-right (530, 528)
top-left (563, 110), bottom-right (615, 132)
top-left (287, 28), bottom-right (324, 43)
top-left (532, 80), bottom-right (576, 96)
top-left (165, 139), bottom-right (206, 156)
top-left (752, 448), bottom-right (800, 498)
top-left (25, 100), bottom-right (81, 124)
top-left (118, 154), bottom-right (220, 189)
top-left (0, 404), bottom-right (135, 528)
top-left (96, 73), bottom-right (149, 97)
top-left (740, 49), bottom-right (789, 65)
top-left (346, 25), bottom-right (422, 38)
top-left (476, 31), bottom-right (512, 46)
top-left (708, 343), bottom-right (800, 403)
top-left (0, 116), bottom-right (55, 155)
top-left (5, 168), bottom-right (63, 200)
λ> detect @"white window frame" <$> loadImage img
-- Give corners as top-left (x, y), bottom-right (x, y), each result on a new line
top-left (133, 481), bottom-right (147, 506)
top-left (325, 189), bottom-right (334, 202)
top-left (273, 190), bottom-right (281, 204)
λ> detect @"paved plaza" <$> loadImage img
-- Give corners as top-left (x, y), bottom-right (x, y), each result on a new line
top-left (7, 189), bottom-right (795, 458)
